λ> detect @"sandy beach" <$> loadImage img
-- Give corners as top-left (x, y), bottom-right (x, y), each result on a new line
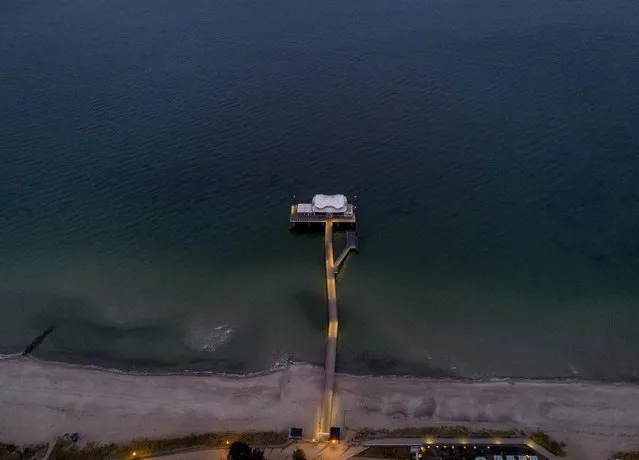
top-left (1, 359), bottom-right (638, 459)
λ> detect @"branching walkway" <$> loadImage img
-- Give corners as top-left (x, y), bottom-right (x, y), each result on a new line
top-left (334, 232), bottom-right (359, 271)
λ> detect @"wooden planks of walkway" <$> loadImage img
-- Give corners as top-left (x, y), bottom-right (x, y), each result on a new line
top-left (319, 220), bottom-right (338, 436)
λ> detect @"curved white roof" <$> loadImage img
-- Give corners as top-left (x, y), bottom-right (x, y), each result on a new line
top-left (312, 194), bottom-right (348, 213)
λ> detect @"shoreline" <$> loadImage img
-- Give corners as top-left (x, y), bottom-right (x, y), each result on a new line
top-left (2, 358), bottom-right (639, 460)
top-left (4, 354), bottom-right (639, 386)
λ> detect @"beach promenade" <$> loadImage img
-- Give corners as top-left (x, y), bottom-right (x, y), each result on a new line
top-left (362, 437), bottom-right (557, 460)
top-left (146, 441), bottom-right (368, 460)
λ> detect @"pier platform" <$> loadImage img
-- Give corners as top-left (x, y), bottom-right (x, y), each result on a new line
top-left (290, 204), bottom-right (356, 224)
top-left (290, 194), bottom-right (356, 228)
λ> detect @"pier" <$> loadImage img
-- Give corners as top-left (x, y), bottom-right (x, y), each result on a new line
top-left (290, 194), bottom-right (358, 440)
top-left (321, 220), bottom-right (338, 437)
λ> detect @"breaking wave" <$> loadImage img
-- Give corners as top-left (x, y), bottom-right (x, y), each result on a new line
top-left (186, 324), bottom-right (233, 352)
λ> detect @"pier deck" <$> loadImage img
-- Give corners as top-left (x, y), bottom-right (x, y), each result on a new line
top-left (290, 204), bottom-right (356, 224)
top-left (320, 220), bottom-right (338, 436)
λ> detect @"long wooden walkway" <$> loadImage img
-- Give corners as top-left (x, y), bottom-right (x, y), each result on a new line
top-left (319, 220), bottom-right (338, 436)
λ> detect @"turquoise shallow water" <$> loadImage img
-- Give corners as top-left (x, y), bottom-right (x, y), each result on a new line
top-left (1, 0), bottom-right (639, 380)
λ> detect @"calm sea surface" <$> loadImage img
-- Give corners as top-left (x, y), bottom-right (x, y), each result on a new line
top-left (1, 0), bottom-right (639, 380)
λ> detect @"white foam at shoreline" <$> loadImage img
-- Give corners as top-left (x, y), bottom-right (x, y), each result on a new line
top-left (5, 355), bottom-right (637, 386)
top-left (0, 353), bottom-right (21, 360)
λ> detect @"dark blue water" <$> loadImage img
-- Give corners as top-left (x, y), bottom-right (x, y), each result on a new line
top-left (1, 0), bottom-right (639, 380)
